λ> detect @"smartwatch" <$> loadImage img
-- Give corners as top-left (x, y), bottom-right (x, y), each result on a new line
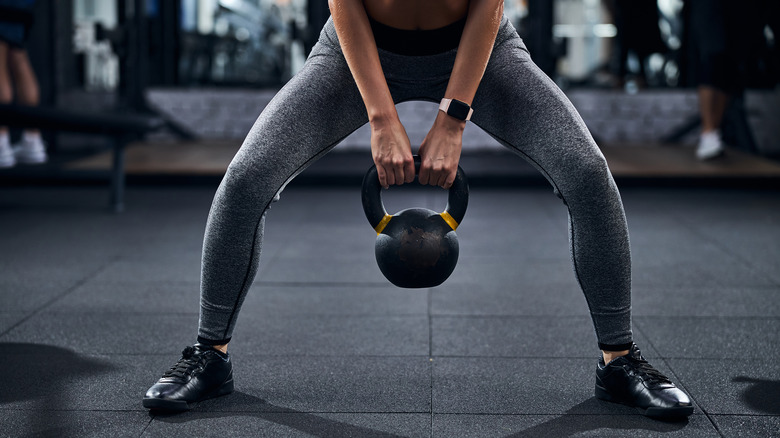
top-left (439, 98), bottom-right (473, 121)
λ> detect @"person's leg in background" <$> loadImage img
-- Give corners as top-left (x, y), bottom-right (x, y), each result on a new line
top-left (696, 85), bottom-right (729, 159)
top-left (0, 40), bottom-right (15, 168)
top-left (7, 44), bottom-right (46, 164)
top-left (690, 0), bottom-right (732, 160)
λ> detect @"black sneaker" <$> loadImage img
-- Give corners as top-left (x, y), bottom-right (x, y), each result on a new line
top-left (595, 343), bottom-right (694, 419)
top-left (143, 344), bottom-right (234, 411)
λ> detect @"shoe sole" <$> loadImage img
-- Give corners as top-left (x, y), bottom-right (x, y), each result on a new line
top-left (142, 377), bottom-right (234, 412)
top-left (15, 157), bottom-right (47, 165)
top-left (697, 149), bottom-right (725, 161)
top-left (0, 156), bottom-right (15, 168)
top-left (595, 384), bottom-right (694, 419)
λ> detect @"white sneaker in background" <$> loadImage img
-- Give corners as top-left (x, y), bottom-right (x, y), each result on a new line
top-left (13, 134), bottom-right (48, 164)
top-left (0, 138), bottom-right (16, 168)
top-left (696, 131), bottom-right (724, 161)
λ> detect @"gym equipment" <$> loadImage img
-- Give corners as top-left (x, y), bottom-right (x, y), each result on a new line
top-left (361, 157), bottom-right (469, 288)
top-left (0, 104), bottom-right (163, 212)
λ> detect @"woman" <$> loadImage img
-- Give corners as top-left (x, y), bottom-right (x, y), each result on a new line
top-left (144, 0), bottom-right (692, 419)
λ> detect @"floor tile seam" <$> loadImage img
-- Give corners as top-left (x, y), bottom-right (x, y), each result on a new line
top-left (700, 410), bottom-right (725, 437)
top-left (139, 416), bottom-right (154, 438)
top-left (427, 286), bottom-right (434, 438)
top-left (633, 314), bottom-right (780, 318)
top-left (633, 315), bottom-right (780, 321)
top-left (132, 410), bottom-right (732, 417)
top-left (53, 352), bottom-right (618, 360)
top-left (630, 322), bottom-right (761, 361)
top-left (633, 285), bottom-right (780, 291)
top-left (240, 313), bottom-right (431, 317)
top-left (429, 355), bottom-right (604, 360)
top-left (453, 256), bottom-right (572, 262)
top-left (630, 319), bottom-right (662, 357)
top-left (429, 314), bottom-right (594, 319)
top-left (661, 357), bottom-right (779, 361)
top-left (29, 311), bottom-right (435, 317)
top-left (632, 281), bottom-right (778, 289)
top-left (62, 353), bottom-right (438, 359)
top-left (531, 191), bottom-right (569, 226)
top-left (706, 414), bottom-right (780, 418)
top-left (431, 409), bottom-right (719, 418)
top-left (146, 410), bottom-right (433, 416)
top-left (673, 214), bottom-right (778, 286)
top-left (74, 280), bottom-right (201, 285)
top-left (255, 282), bottom-right (393, 287)
top-left (0, 352), bottom-right (638, 360)
top-left (651, 347), bottom-right (724, 437)
top-left (0, 261), bottom-right (117, 339)
top-left (429, 411), bottom-right (665, 416)
top-left (13, 309), bottom-right (780, 321)
top-left (445, 252), bottom-right (569, 259)
top-left (256, 281), bottom-right (396, 287)
top-left (255, 246), bottom-right (285, 280)
top-left (0, 407), bottom-right (147, 413)
top-left (244, 354), bottom-right (603, 359)
top-left (31, 311), bottom-right (200, 316)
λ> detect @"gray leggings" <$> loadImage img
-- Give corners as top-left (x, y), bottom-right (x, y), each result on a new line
top-left (197, 17), bottom-right (633, 351)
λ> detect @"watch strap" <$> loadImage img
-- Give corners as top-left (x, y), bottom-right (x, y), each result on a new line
top-left (439, 98), bottom-right (473, 121)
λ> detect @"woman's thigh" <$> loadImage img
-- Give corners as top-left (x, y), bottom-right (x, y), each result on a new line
top-left (471, 37), bottom-right (613, 204)
top-left (220, 43), bottom-right (368, 206)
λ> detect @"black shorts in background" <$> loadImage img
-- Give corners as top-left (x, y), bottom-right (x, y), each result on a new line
top-left (0, 0), bottom-right (36, 49)
top-left (688, 0), bottom-right (775, 91)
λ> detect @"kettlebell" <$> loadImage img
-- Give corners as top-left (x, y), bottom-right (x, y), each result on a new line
top-left (361, 156), bottom-right (469, 288)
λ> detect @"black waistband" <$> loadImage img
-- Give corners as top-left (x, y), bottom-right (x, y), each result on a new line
top-left (368, 14), bottom-right (466, 56)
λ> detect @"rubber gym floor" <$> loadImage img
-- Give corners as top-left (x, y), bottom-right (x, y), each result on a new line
top-left (1, 151), bottom-right (779, 437)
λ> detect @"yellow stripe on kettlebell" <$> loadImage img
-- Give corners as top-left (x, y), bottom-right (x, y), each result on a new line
top-left (440, 211), bottom-right (459, 230)
top-left (374, 214), bottom-right (393, 234)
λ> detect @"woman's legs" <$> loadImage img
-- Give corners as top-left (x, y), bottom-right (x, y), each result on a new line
top-left (196, 42), bottom-right (368, 347)
top-left (144, 30), bottom-right (371, 411)
top-left (472, 36), bottom-right (633, 352)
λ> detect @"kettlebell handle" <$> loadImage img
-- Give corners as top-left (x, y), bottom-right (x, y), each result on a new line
top-left (361, 156), bottom-right (469, 234)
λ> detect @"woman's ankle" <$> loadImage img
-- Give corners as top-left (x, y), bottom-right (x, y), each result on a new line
top-left (602, 349), bottom-right (629, 364)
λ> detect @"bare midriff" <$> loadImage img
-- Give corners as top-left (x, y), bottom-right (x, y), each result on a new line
top-left (362, 0), bottom-right (469, 30)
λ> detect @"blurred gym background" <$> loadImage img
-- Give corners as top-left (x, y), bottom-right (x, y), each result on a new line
top-left (2, 0), bottom-right (779, 187)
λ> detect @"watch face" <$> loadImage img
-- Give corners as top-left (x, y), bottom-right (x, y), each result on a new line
top-left (448, 99), bottom-right (471, 120)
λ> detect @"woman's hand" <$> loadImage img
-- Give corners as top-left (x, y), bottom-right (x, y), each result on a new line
top-left (418, 112), bottom-right (465, 189)
top-left (330, 0), bottom-right (412, 188)
top-left (415, 0), bottom-right (502, 189)
top-left (370, 115), bottom-right (415, 188)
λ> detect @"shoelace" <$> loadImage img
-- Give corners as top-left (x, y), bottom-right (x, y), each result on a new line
top-left (162, 346), bottom-right (207, 379)
top-left (626, 356), bottom-right (672, 385)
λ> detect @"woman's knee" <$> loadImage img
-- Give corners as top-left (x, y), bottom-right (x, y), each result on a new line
top-left (215, 159), bottom-right (277, 210)
top-left (556, 147), bottom-right (618, 205)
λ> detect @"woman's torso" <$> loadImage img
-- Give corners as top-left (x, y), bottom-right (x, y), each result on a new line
top-left (363, 0), bottom-right (469, 30)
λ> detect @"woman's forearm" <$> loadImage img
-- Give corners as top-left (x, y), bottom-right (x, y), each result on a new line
top-left (328, 0), bottom-right (397, 122)
top-left (444, 0), bottom-right (504, 106)
top-left (417, 0), bottom-right (503, 188)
